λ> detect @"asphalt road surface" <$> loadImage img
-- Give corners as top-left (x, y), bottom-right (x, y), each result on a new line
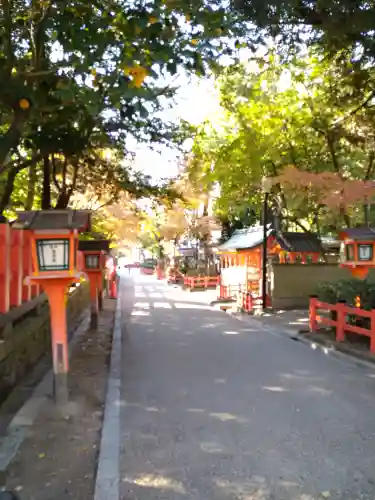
top-left (118, 273), bottom-right (375, 500)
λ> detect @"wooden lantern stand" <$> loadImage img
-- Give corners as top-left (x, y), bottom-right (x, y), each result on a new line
top-left (14, 210), bottom-right (91, 408)
top-left (78, 240), bottom-right (110, 330)
top-left (25, 274), bottom-right (82, 405)
top-left (339, 227), bottom-right (375, 280)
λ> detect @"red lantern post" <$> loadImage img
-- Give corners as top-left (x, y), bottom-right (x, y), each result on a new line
top-left (339, 227), bottom-right (375, 280)
top-left (78, 240), bottom-right (110, 329)
top-left (14, 210), bottom-right (91, 407)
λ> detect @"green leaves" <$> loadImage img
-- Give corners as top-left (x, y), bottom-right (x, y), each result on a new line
top-left (186, 49), bottom-right (375, 233)
top-left (0, 0), bottom-right (250, 213)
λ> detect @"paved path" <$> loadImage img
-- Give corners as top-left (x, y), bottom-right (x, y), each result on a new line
top-left (118, 274), bottom-right (375, 500)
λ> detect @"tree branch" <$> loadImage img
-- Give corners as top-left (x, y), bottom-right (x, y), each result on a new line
top-left (283, 214), bottom-right (312, 233)
top-left (0, 154), bottom-right (41, 214)
top-left (333, 89), bottom-right (375, 126)
top-left (0, 168), bottom-right (18, 214)
top-left (0, 112), bottom-right (29, 169)
top-left (365, 152), bottom-right (375, 181)
top-left (269, 160), bottom-right (288, 213)
top-left (0, 152), bottom-right (42, 176)
top-left (2, 0), bottom-right (14, 74)
top-left (62, 156), bottom-right (68, 190)
top-left (67, 158), bottom-right (80, 195)
top-left (51, 154), bottom-right (61, 191)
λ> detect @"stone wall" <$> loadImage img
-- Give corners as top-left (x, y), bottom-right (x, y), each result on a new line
top-left (269, 263), bottom-right (375, 309)
top-left (0, 282), bottom-right (89, 402)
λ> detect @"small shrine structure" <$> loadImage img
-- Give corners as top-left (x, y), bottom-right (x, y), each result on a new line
top-left (217, 225), bottom-right (322, 300)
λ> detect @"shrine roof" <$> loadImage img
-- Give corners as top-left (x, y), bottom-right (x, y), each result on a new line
top-left (218, 225), bottom-right (322, 253)
top-left (339, 227), bottom-right (375, 241)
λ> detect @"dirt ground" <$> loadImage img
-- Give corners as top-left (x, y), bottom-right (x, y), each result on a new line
top-left (4, 298), bottom-right (116, 500)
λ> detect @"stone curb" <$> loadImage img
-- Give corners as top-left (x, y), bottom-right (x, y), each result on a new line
top-left (94, 294), bottom-right (121, 500)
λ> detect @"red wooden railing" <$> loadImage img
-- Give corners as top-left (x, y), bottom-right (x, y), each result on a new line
top-left (238, 290), bottom-right (271, 312)
top-left (218, 280), bottom-right (260, 301)
top-left (184, 276), bottom-right (219, 291)
top-left (167, 270), bottom-right (183, 284)
top-left (0, 224), bottom-right (41, 315)
top-left (309, 297), bottom-right (375, 352)
top-left (219, 284), bottom-right (242, 300)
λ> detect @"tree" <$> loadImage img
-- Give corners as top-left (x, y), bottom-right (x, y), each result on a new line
top-left (186, 50), bottom-right (375, 234)
top-left (232, 0), bottom-right (375, 65)
top-left (0, 0), bottom-right (245, 215)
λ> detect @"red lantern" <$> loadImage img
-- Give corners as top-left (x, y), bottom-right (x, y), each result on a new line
top-left (339, 227), bottom-right (375, 279)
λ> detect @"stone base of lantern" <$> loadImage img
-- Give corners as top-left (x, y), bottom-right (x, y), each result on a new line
top-left (54, 372), bottom-right (69, 407)
top-left (90, 308), bottom-right (98, 330)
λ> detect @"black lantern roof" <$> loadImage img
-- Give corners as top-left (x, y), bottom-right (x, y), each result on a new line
top-left (13, 210), bottom-right (91, 231)
top-left (78, 240), bottom-right (110, 253)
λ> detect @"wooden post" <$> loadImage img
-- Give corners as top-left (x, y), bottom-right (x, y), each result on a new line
top-left (249, 293), bottom-right (254, 313)
top-left (309, 296), bottom-right (318, 332)
top-left (98, 262), bottom-right (104, 311)
top-left (336, 300), bottom-right (346, 342)
top-left (22, 230), bottom-right (32, 303)
top-left (88, 273), bottom-right (100, 329)
top-left (10, 229), bottom-right (23, 308)
top-left (371, 309), bottom-right (375, 353)
top-left (0, 222), bottom-right (10, 314)
top-left (42, 280), bottom-right (71, 406)
top-left (109, 268), bottom-right (117, 299)
top-left (98, 286), bottom-right (104, 311)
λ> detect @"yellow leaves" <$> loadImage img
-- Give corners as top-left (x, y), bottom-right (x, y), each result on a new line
top-left (91, 68), bottom-right (97, 77)
top-left (38, 453), bottom-right (46, 459)
top-left (215, 28), bottom-right (223, 36)
top-left (124, 65), bottom-right (149, 87)
top-left (191, 39), bottom-right (198, 46)
top-left (185, 14), bottom-right (191, 23)
top-left (149, 16), bottom-right (158, 24)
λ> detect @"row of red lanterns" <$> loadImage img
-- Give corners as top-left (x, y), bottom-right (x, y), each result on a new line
top-left (13, 210), bottom-right (117, 407)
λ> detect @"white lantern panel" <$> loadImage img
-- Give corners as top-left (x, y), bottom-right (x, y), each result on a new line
top-left (85, 254), bottom-right (100, 269)
top-left (358, 244), bottom-right (373, 261)
top-left (36, 239), bottom-right (70, 271)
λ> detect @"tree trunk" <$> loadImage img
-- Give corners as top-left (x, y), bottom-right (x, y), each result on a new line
top-left (364, 202), bottom-right (370, 226)
top-left (41, 155), bottom-right (51, 209)
top-left (0, 168), bottom-right (18, 214)
top-left (340, 207), bottom-right (350, 227)
top-left (55, 190), bottom-right (71, 209)
top-left (25, 161), bottom-right (38, 210)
